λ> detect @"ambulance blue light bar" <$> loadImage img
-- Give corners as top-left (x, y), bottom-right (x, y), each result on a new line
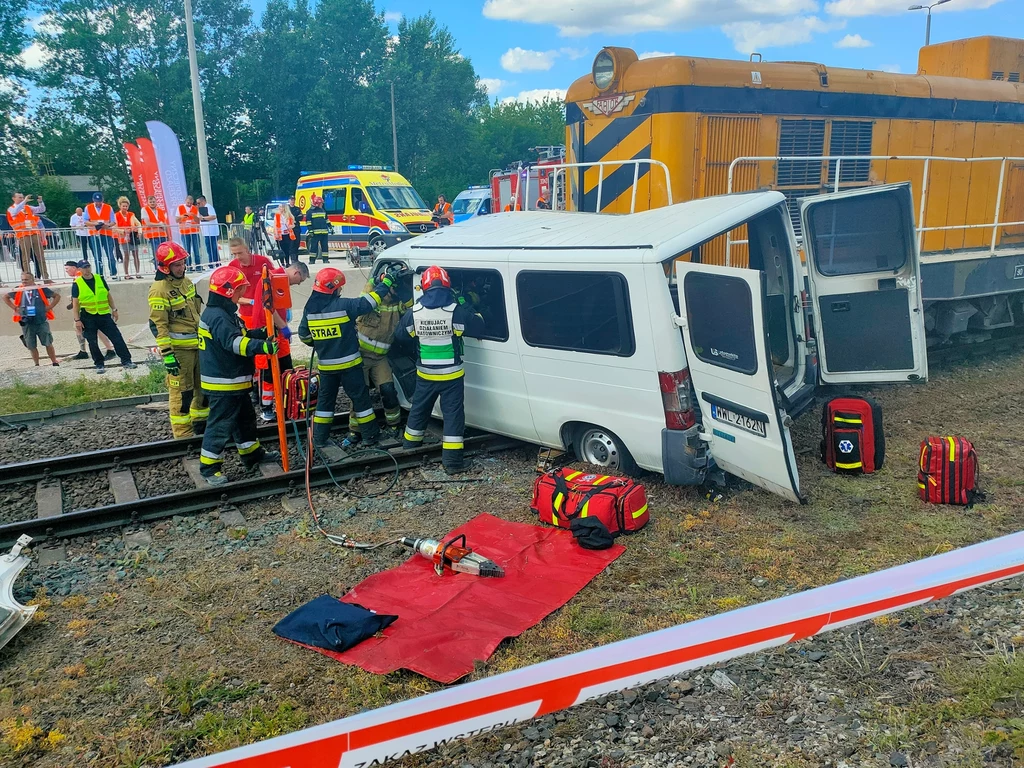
top-left (467, 185), bottom-right (488, 189)
top-left (347, 165), bottom-right (394, 171)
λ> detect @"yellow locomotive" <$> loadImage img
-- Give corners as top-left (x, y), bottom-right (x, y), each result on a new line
top-left (564, 38), bottom-right (1024, 339)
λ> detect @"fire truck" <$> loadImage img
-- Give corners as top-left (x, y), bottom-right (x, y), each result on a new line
top-left (490, 146), bottom-right (566, 212)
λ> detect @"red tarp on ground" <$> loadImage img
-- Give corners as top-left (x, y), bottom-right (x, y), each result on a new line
top-left (310, 513), bottom-right (624, 683)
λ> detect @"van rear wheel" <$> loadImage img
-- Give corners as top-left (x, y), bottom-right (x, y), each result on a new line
top-left (574, 426), bottom-right (638, 475)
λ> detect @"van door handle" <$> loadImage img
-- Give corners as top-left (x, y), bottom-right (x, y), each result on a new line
top-left (830, 301), bottom-right (850, 313)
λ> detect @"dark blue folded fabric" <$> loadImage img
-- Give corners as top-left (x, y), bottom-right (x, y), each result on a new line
top-left (272, 594), bottom-right (398, 652)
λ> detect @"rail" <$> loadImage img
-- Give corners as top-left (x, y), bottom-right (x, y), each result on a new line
top-left (0, 222), bottom-right (241, 283)
top-left (725, 155), bottom-right (1024, 265)
top-left (542, 159), bottom-right (674, 214)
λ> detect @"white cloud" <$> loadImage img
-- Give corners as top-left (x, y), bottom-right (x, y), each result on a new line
top-left (478, 77), bottom-right (507, 96)
top-left (639, 50), bottom-right (677, 59)
top-left (18, 41), bottom-right (48, 69)
top-left (722, 16), bottom-right (844, 53)
top-left (559, 47), bottom-right (588, 60)
top-left (500, 47), bottom-right (558, 72)
top-left (878, 63), bottom-right (902, 73)
top-left (383, 11), bottom-right (402, 23)
top-left (825, 0), bottom-right (1002, 16)
top-left (500, 88), bottom-right (567, 105)
top-left (835, 33), bottom-right (872, 48)
top-left (483, 0), bottom-right (818, 37)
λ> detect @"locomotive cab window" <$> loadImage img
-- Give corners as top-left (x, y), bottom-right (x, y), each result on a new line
top-left (805, 189), bottom-right (909, 276)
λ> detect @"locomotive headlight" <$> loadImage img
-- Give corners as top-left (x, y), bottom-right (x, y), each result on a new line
top-left (593, 50), bottom-right (615, 91)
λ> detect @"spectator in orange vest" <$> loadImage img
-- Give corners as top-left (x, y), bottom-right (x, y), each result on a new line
top-left (84, 192), bottom-right (117, 278)
top-left (4, 271), bottom-right (60, 366)
top-left (140, 196), bottom-right (169, 261)
top-left (176, 195), bottom-right (202, 270)
top-left (114, 197), bottom-right (143, 280)
top-left (6, 192), bottom-right (52, 283)
top-left (273, 203), bottom-right (297, 266)
top-left (432, 195), bottom-right (453, 226)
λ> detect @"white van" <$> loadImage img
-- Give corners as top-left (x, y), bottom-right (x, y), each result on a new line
top-left (379, 183), bottom-right (927, 502)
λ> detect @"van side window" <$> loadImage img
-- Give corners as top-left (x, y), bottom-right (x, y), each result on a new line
top-left (443, 268), bottom-right (509, 342)
top-left (682, 271), bottom-right (758, 375)
top-left (323, 188), bottom-right (347, 214)
top-left (351, 188), bottom-right (370, 214)
top-left (517, 271), bottom-right (635, 357)
top-left (806, 189), bottom-right (909, 276)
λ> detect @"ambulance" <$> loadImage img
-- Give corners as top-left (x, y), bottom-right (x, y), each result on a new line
top-left (451, 186), bottom-right (493, 223)
top-left (294, 166), bottom-right (436, 257)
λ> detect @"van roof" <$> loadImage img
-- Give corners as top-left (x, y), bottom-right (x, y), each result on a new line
top-left (296, 169), bottom-right (413, 190)
top-left (454, 188), bottom-right (491, 199)
top-left (397, 191), bottom-right (785, 262)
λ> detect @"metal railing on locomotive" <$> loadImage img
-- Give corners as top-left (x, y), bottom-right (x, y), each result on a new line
top-left (725, 155), bottom-right (1024, 266)
top-left (533, 159), bottom-right (674, 214)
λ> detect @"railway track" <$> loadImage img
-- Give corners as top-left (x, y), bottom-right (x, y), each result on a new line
top-left (0, 420), bottom-right (519, 551)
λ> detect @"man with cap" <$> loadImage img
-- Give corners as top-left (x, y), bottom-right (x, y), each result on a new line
top-left (64, 260), bottom-right (114, 360)
top-left (71, 259), bottom-right (136, 373)
top-left (83, 192), bottom-right (117, 277)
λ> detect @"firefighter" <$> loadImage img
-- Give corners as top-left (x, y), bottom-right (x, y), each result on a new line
top-left (148, 242), bottom-right (208, 438)
top-left (432, 195), bottom-right (453, 226)
top-left (353, 266), bottom-right (413, 439)
top-left (304, 195), bottom-right (330, 264)
top-left (396, 266), bottom-right (485, 474)
top-left (198, 265), bottom-right (279, 485)
top-left (298, 267), bottom-right (397, 450)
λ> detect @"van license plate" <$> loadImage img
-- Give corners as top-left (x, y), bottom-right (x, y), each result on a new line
top-left (711, 405), bottom-right (767, 438)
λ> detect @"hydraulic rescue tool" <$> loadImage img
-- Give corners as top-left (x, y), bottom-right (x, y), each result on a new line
top-left (401, 534), bottom-right (505, 577)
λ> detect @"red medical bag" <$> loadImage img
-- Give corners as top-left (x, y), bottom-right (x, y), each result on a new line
top-left (820, 396), bottom-right (885, 474)
top-left (531, 468), bottom-right (649, 534)
top-left (282, 367), bottom-right (319, 421)
top-left (918, 436), bottom-right (983, 506)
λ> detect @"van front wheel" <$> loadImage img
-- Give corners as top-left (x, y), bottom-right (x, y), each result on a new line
top-left (368, 235), bottom-right (387, 256)
top-left (574, 426), bottom-right (638, 475)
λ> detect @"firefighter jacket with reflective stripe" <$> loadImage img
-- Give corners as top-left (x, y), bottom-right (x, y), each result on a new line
top-left (75, 275), bottom-right (111, 316)
top-left (198, 297), bottom-right (266, 392)
top-left (305, 206), bottom-right (330, 235)
top-left (356, 279), bottom-right (411, 359)
top-left (148, 273), bottom-right (202, 354)
top-left (298, 283), bottom-right (387, 372)
top-left (398, 286), bottom-right (485, 381)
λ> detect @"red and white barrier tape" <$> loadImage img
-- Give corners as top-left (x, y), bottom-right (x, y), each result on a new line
top-left (174, 530), bottom-right (1024, 768)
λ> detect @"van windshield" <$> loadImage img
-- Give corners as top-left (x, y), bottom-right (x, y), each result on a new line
top-left (452, 197), bottom-right (484, 215)
top-left (366, 185), bottom-right (427, 211)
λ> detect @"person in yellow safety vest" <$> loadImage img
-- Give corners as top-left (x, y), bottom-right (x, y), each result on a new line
top-left (243, 206), bottom-right (256, 250)
top-left (432, 195), bottom-right (453, 226)
top-left (71, 259), bottom-right (137, 374)
top-left (149, 242), bottom-right (208, 438)
top-left (6, 192), bottom-right (52, 283)
top-left (353, 266), bottom-right (414, 438)
top-left (3, 271), bottom-right (60, 366)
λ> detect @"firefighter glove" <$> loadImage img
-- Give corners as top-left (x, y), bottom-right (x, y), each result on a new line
top-left (260, 340), bottom-right (278, 356)
top-left (379, 273), bottom-right (395, 288)
top-left (163, 353), bottom-right (180, 376)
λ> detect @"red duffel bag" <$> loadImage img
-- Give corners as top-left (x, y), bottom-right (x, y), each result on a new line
top-left (531, 468), bottom-right (650, 534)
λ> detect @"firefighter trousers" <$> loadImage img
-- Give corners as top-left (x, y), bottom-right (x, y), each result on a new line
top-left (168, 348), bottom-right (208, 438)
top-left (403, 375), bottom-right (465, 470)
top-left (350, 355), bottom-right (400, 431)
top-left (199, 391), bottom-right (266, 477)
top-left (314, 365), bottom-right (378, 447)
top-left (308, 234), bottom-right (329, 262)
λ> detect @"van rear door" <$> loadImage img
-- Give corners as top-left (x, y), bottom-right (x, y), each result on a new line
top-left (675, 262), bottom-right (803, 503)
top-left (800, 183), bottom-right (927, 384)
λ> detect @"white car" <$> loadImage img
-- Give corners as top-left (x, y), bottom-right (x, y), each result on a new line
top-left (380, 183), bottom-right (926, 502)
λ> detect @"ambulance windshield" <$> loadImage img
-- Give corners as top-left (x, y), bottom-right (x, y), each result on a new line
top-left (367, 185), bottom-right (427, 211)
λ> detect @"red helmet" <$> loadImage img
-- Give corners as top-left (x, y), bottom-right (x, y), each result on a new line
top-left (421, 265), bottom-right (450, 291)
top-left (208, 265), bottom-right (250, 299)
top-left (311, 194), bottom-right (323, 206)
top-left (155, 241), bottom-right (188, 274)
top-left (313, 267), bottom-right (346, 294)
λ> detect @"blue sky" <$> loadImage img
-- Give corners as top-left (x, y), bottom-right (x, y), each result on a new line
top-left (242, 0), bottom-right (1022, 103)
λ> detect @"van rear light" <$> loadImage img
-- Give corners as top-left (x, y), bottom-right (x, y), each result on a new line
top-left (659, 369), bottom-right (696, 430)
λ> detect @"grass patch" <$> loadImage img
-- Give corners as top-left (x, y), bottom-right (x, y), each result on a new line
top-left (0, 366), bottom-right (165, 414)
top-left (169, 702), bottom-right (307, 756)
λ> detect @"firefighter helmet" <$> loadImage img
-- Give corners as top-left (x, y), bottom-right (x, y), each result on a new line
top-left (313, 267), bottom-right (346, 294)
top-left (420, 265), bottom-right (451, 291)
top-left (311, 194), bottom-right (323, 206)
top-left (155, 241), bottom-right (188, 274)
top-left (208, 265), bottom-right (250, 299)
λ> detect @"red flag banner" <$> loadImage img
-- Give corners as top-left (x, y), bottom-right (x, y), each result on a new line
top-left (123, 142), bottom-right (147, 209)
top-left (136, 137), bottom-right (164, 210)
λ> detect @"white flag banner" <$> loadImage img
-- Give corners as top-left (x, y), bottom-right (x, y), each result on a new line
top-left (146, 120), bottom-right (188, 244)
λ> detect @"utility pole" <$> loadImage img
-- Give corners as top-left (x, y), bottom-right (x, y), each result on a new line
top-left (183, 0), bottom-right (213, 202)
top-left (908, 0), bottom-right (952, 47)
top-left (390, 81), bottom-right (399, 172)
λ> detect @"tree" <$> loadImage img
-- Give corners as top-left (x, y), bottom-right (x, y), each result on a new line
top-left (34, 175), bottom-right (79, 227)
top-left (0, 0), bottom-right (30, 188)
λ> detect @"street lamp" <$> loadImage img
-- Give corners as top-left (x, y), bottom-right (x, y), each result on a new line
top-left (908, 0), bottom-right (952, 47)
top-left (183, 0), bottom-right (213, 202)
